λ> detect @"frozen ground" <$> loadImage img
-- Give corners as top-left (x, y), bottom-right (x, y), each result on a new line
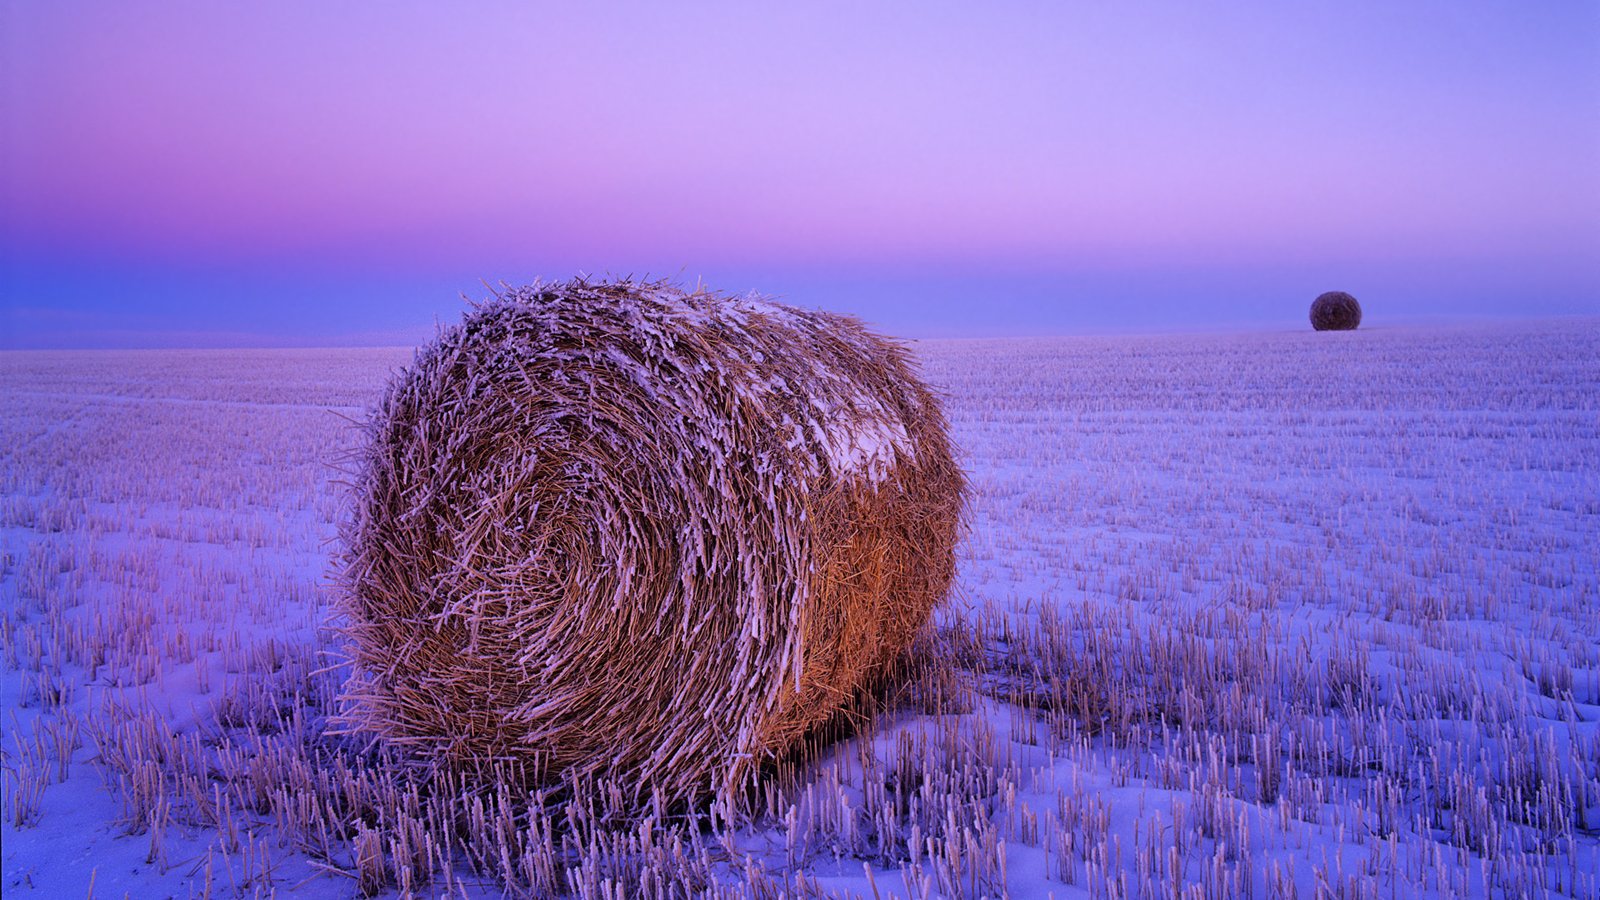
top-left (2, 320), bottom-right (1596, 898)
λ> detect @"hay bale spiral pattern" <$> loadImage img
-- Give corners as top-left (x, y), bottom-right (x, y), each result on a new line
top-left (338, 278), bottom-right (963, 804)
top-left (1310, 291), bottom-right (1362, 331)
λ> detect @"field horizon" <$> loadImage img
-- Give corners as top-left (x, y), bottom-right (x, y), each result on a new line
top-left (3, 318), bottom-right (1597, 898)
top-left (6, 310), bottom-right (1599, 354)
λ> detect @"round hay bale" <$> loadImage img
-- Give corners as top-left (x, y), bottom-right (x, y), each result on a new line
top-left (337, 278), bottom-right (964, 805)
top-left (1310, 291), bottom-right (1362, 331)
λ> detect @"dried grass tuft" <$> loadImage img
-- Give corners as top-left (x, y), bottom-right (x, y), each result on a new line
top-left (1310, 290), bottom-right (1362, 331)
top-left (335, 277), bottom-right (964, 807)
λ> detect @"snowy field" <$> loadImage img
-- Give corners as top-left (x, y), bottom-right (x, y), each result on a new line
top-left (2, 319), bottom-right (1597, 898)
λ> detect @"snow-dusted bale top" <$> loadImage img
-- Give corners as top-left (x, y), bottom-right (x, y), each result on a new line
top-left (1310, 290), bottom-right (1362, 331)
top-left (337, 278), bottom-right (964, 804)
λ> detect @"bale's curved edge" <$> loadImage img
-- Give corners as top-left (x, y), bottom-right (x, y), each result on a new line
top-left (1310, 291), bottom-right (1362, 331)
top-left (334, 277), bottom-right (965, 806)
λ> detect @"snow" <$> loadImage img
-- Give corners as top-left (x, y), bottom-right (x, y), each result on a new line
top-left (2, 320), bottom-right (1598, 898)
top-left (814, 413), bottom-right (911, 483)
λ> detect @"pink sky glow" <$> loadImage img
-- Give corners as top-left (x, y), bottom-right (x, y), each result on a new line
top-left (3, 1), bottom-right (1597, 345)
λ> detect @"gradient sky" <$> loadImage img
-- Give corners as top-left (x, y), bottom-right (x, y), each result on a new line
top-left (3, 1), bottom-right (1598, 347)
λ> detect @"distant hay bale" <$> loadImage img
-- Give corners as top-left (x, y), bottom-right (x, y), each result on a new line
top-left (337, 277), bottom-right (964, 805)
top-left (1310, 291), bottom-right (1362, 331)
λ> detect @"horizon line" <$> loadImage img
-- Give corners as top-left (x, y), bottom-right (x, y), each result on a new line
top-left (3, 311), bottom-right (1596, 354)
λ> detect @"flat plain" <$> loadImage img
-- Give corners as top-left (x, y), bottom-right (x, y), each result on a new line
top-left (2, 319), bottom-right (1597, 898)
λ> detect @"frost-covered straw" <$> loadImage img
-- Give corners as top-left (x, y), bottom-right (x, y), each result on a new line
top-left (335, 277), bottom-right (965, 808)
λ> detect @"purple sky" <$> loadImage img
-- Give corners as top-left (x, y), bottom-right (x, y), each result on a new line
top-left (3, 1), bottom-right (1598, 347)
